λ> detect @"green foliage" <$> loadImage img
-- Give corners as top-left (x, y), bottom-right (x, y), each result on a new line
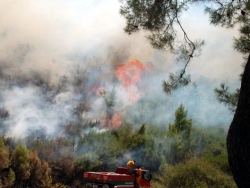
top-left (154, 158), bottom-right (236, 188)
top-left (74, 155), bottom-right (103, 172)
top-left (28, 137), bottom-right (76, 186)
top-left (151, 181), bottom-right (166, 188)
top-left (8, 168), bottom-right (15, 186)
top-left (77, 130), bottom-right (122, 167)
top-left (120, 0), bottom-right (250, 54)
top-left (0, 104), bottom-right (236, 187)
top-left (28, 137), bottom-right (75, 162)
top-left (167, 104), bottom-right (192, 164)
top-left (234, 25), bottom-right (250, 53)
top-left (198, 127), bottom-right (229, 172)
top-left (0, 137), bottom-right (10, 170)
top-left (0, 168), bottom-right (15, 188)
top-left (0, 138), bottom-right (15, 187)
top-left (119, 0), bottom-right (205, 93)
top-left (158, 156), bottom-right (168, 173)
top-left (2, 136), bottom-right (17, 150)
top-left (163, 72), bottom-right (191, 94)
top-left (138, 126), bottom-right (168, 171)
top-left (214, 83), bottom-right (239, 112)
top-left (119, 0), bottom-right (195, 53)
top-left (11, 144), bottom-right (31, 184)
top-left (42, 163), bottom-right (53, 187)
top-left (112, 124), bottom-right (146, 150)
top-left (203, 147), bottom-right (231, 174)
top-left (0, 122), bottom-right (235, 187)
top-left (7, 143), bottom-right (52, 187)
top-left (120, 0), bottom-right (249, 96)
top-left (168, 103), bottom-right (192, 136)
top-left (138, 124), bottom-right (146, 135)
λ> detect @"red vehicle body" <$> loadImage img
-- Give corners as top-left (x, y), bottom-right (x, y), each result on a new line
top-left (83, 167), bottom-right (152, 188)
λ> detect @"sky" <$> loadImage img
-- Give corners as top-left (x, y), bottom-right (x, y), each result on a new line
top-left (0, 0), bottom-right (244, 139)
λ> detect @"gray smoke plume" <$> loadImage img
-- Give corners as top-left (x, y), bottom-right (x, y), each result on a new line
top-left (0, 1), bottom-right (243, 140)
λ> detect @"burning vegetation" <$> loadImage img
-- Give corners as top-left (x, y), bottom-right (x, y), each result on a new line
top-left (0, 52), bottom-right (235, 187)
top-left (115, 59), bottom-right (150, 103)
top-left (0, 99), bottom-right (235, 187)
top-left (0, 42), bottom-right (236, 187)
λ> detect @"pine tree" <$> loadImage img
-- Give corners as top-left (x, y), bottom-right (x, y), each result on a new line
top-left (0, 138), bottom-right (9, 170)
top-left (167, 104), bottom-right (192, 164)
top-left (11, 144), bottom-right (31, 186)
top-left (0, 137), bottom-right (15, 187)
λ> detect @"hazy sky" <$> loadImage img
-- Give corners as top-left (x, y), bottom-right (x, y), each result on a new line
top-left (0, 1), bottom-right (244, 138)
top-left (0, 1), bottom-right (243, 81)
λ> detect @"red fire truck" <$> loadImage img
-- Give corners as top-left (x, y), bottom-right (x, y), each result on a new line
top-left (83, 167), bottom-right (152, 188)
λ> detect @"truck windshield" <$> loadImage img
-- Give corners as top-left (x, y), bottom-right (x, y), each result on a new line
top-left (143, 171), bottom-right (152, 181)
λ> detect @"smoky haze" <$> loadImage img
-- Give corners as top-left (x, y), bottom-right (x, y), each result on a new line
top-left (0, 1), bottom-right (243, 139)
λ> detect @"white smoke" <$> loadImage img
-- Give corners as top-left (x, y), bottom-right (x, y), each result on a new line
top-left (0, 1), bottom-right (243, 139)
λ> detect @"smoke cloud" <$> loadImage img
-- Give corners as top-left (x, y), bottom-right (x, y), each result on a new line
top-left (0, 1), bottom-right (243, 139)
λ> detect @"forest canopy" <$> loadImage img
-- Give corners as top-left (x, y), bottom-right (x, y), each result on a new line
top-left (0, 0), bottom-right (248, 187)
top-left (0, 104), bottom-right (236, 187)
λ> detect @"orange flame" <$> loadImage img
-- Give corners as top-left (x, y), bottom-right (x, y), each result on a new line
top-left (111, 112), bottom-right (122, 127)
top-left (101, 111), bottom-right (122, 128)
top-left (100, 59), bottom-right (149, 128)
top-left (115, 59), bottom-right (149, 103)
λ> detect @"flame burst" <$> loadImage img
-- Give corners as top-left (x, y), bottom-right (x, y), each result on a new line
top-left (115, 59), bottom-right (148, 103)
top-left (101, 59), bottom-right (149, 128)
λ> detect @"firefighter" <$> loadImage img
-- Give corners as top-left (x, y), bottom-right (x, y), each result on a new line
top-left (126, 160), bottom-right (136, 173)
top-left (133, 167), bottom-right (142, 188)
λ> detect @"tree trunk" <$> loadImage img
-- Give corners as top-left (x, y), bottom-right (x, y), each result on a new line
top-left (227, 54), bottom-right (250, 187)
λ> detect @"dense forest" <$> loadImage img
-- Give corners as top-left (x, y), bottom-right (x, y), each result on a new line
top-left (1, 0), bottom-right (249, 187)
top-left (0, 104), bottom-right (236, 187)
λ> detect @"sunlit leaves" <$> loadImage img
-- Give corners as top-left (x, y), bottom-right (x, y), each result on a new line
top-left (156, 158), bottom-right (236, 187)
